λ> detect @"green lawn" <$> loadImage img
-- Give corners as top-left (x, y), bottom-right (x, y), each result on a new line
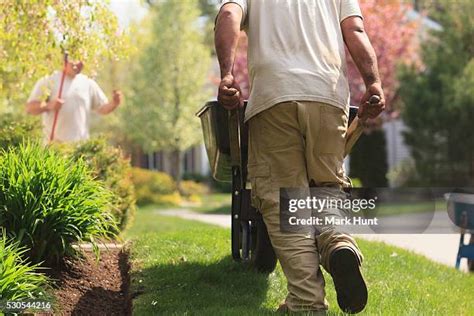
top-left (125, 206), bottom-right (474, 315)
top-left (191, 193), bottom-right (232, 214)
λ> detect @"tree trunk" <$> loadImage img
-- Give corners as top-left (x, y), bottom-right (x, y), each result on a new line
top-left (169, 149), bottom-right (183, 185)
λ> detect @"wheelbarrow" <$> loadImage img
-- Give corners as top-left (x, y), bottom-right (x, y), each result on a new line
top-left (445, 192), bottom-right (474, 272)
top-left (197, 101), bottom-right (360, 273)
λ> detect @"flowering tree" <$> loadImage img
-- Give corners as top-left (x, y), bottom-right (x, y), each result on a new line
top-left (0, 1), bottom-right (128, 112)
top-left (346, 0), bottom-right (419, 111)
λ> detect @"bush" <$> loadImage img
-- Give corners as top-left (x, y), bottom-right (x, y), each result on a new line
top-left (0, 142), bottom-right (117, 265)
top-left (152, 192), bottom-right (182, 206)
top-left (211, 178), bottom-right (232, 193)
top-left (179, 180), bottom-right (209, 197)
top-left (131, 168), bottom-right (178, 206)
top-left (0, 113), bottom-right (41, 150)
top-left (387, 158), bottom-right (419, 187)
top-left (64, 138), bottom-right (136, 231)
top-left (182, 172), bottom-right (209, 183)
top-left (0, 231), bottom-right (49, 302)
top-left (349, 130), bottom-right (388, 187)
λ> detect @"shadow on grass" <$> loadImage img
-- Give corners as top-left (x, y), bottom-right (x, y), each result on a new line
top-left (130, 255), bottom-right (274, 315)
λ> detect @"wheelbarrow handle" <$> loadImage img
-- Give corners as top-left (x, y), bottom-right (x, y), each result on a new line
top-left (344, 95), bottom-right (381, 157)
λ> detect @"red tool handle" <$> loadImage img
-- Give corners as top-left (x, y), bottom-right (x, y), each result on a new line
top-left (49, 53), bottom-right (68, 142)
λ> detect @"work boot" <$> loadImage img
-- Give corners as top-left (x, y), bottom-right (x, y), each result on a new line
top-left (330, 247), bottom-right (367, 314)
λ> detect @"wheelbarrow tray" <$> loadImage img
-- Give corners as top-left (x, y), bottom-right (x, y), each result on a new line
top-left (196, 101), bottom-right (233, 182)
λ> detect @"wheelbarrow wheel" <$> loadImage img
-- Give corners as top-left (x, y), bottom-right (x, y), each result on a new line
top-left (249, 218), bottom-right (277, 273)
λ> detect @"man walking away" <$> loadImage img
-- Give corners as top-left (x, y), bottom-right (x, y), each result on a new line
top-left (215, 0), bottom-right (385, 314)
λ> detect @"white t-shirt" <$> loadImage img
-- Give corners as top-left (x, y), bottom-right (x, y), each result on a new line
top-left (219, 0), bottom-right (363, 122)
top-left (28, 71), bottom-right (108, 142)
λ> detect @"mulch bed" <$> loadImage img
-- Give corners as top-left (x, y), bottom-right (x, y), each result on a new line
top-left (49, 249), bottom-right (131, 316)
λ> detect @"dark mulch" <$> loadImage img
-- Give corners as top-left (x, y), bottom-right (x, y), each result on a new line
top-left (49, 249), bottom-right (131, 316)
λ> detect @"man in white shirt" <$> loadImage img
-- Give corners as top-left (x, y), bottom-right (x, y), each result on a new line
top-left (215, 0), bottom-right (385, 314)
top-left (26, 58), bottom-right (122, 142)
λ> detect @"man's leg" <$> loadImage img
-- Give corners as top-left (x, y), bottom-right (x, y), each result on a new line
top-left (300, 101), bottom-right (367, 314)
top-left (247, 102), bottom-right (327, 312)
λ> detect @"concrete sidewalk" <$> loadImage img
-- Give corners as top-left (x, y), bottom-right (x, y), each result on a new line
top-left (159, 209), bottom-right (470, 272)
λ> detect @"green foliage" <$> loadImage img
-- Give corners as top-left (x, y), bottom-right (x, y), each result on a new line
top-left (182, 172), bottom-right (209, 183)
top-left (179, 180), bottom-right (209, 197)
top-left (64, 138), bottom-right (136, 231)
top-left (349, 130), bottom-right (388, 187)
top-left (0, 113), bottom-right (42, 150)
top-left (131, 167), bottom-right (178, 206)
top-left (387, 158), bottom-right (418, 187)
top-left (211, 178), bottom-right (232, 193)
top-left (0, 1), bottom-right (129, 112)
top-left (198, 0), bottom-right (218, 18)
top-left (0, 231), bottom-right (49, 302)
top-left (0, 142), bottom-right (117, 265)
top-left (399, 0), bottom-right (474, 186)
top-left (182, 172), bottom-right (232, 193)
top-left (122, 0), bottom-right (212, 179)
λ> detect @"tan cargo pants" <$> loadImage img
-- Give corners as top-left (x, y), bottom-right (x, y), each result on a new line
top-left (247, 101), bottom-right (362, 312)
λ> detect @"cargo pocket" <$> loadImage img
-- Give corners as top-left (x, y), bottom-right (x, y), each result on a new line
top-left (319, 106), bottom-right (347, 154)
top-left (248, 162), bottom-right (271, 211)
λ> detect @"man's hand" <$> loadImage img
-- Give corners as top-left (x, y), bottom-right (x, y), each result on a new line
top-left (357, 83), bottom-right (385, 121)
top-left (46, 98), bottom-right (65, 112)
top-left (112, 89), bottom-right (122, 107)
top-left (96, 89), bottom-right (123, 115)
top-left (218, 74), bottom-right (243, 110)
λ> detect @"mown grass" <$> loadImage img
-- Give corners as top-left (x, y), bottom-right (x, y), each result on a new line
top-left (126, 206), bottom-right (474, 315)
top-left (191, 193), bottom-right (232, 214)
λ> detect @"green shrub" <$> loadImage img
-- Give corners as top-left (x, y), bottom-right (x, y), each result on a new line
top-left (0, 142), bottom-right (117, 265)
top-left (131, 168), bottom-right (178, 205)
top-left (0, 113), bottom-right (41, 150)
top-left (179, 180), bottom-right (209, 197)
top-left (182, 172), bottom-right (232, 193)
top-left (0, 231), bottom-right (49, 302)
top-left (64, 138), bottom-right (136, 231)
top-left (211, 178), bottom-right (232, 193)
top-left (349, 130), bottom-right (388, 187)
top-left (152, 192), bottom-right (182, 206)
top-left (182, 172), bottom-right (209, 183)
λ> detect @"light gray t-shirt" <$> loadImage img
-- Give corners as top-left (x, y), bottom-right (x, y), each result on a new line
top-left (219, 0), bottom-right (363, 122)
top-left (28, 71), bottom-right (108, 142)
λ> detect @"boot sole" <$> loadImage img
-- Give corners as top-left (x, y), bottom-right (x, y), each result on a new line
top-left (330, 248), bottom-right (368, 314)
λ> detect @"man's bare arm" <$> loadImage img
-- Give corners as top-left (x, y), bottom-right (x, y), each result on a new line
top-left (215, 3), bottom-right (244, 109)
top-left (342, 16), bottom-right (385, 118)
top-left (215, 3), bottom-right (242, 78)
top-left (26, 101), bottom-right (48, 115)
top-left (96, 90), bottom-right (122, 115)
top-left (342, 16), bottom-right (380, 86)
top-left (26, 98), bottom-right (64, 115)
